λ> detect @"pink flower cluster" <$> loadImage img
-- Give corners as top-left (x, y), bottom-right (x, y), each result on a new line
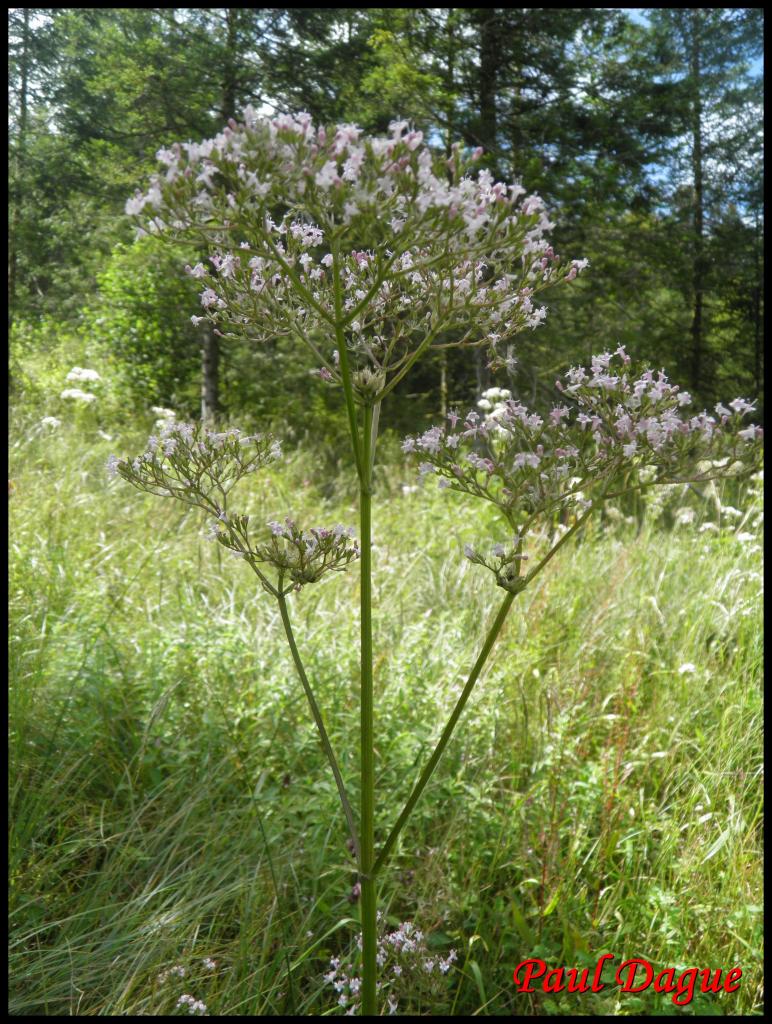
top-left (403, 349), bottom-right (762, 589)
top-left (108, 421), bottom-right (281, 495)
top-left (324, 916), bottom-right (458, 1015)
top-left (127, 110), bottom-right (590, 397)
top-left (109, 422), bottom-right (358, 596)
top-left (213, 514), bottom-right (360, 591)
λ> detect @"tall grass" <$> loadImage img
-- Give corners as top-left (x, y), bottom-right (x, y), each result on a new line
top-left (9, 412), bottom-right (763, 1015)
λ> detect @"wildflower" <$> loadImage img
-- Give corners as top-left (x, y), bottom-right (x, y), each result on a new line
top-left (177, 994), bottom-right (208, 1015)
top-left (157, 965), bottom-right (186, 983)
top-left (66, 366), bottom-right (101, 383)
top-left (60, 388), bottom-right (97, 403)
top-left (110, 424), bottom-right (358, 595)
top-left (127, 110), bottom-right (591, 399)
top-left (324, 919), bottom-right (456, 1014)
top-left (739, 425), bottom-right (763, 442)
top-left (402, 350), bottom-right (762, 592)
top-left (41, 416), bottom-right (61, 429)
top-left (729, 398), bottom-right (755, 416)
top-left (678, 663), bottom-right (696, 675)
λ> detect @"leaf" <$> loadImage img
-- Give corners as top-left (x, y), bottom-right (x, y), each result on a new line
top-left (511, 899), bottom-right (535, 946)
top-left (543, 884), bottom-right (562, 917)
top-left (468, 958), bottom-right (487, 1007)
top-left (702, 825), bottom-right (732, 863)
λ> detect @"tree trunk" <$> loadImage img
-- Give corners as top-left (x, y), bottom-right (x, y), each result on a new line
top-left (753, 214), bottom-right (762, 397)
top-left (9, 8), bottom-right (30, 337)
top-left (439, 350), bottom-right (448, 418)
top-left (201, 324), bottom-right (219, 424)
top-left (476, 7), bottom-right (498, 175)
top-left (200, 7), bottom-right (240, 421)
top-left (689, 10), bottom-right (705, 394)
top-left (474, 7), bottom-right (498, 394)
top-left (221, 8), bottom-right (238, 122)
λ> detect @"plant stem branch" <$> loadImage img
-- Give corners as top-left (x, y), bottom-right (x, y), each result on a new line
top-left (332, 241), bottom-right (364, 479)
top-left (277, 593), bottom-right (361, 868)
top-left (372, 588), bottom-right (516, 879)
top-left (359, 403), bottom-right (377, 1015)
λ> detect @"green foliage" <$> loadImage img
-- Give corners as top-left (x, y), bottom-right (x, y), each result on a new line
top-left (8, 408), bottom-right (763, 1016)
top-left (84, 236), bottom-right (202, 413)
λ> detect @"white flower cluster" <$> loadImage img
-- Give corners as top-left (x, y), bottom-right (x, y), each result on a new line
top-left (476, 386), bottom-right (512, 414)
top-left (156, 959), bottom-right (216, 1015)
top-left (325, 916), bottom-right (458, 1015)
top-left (127, 110), bottom-right (589, 398)
top-left (61, 388), bottom-right (97, 403)
top-left (152, 405), bottom-right (177, 431)
top-left (66, 366), bottom-right (101, 383)
top-left (176, 994), bottom-right (208, 1015)
top-left (157, 964), bottom-right (186, 983)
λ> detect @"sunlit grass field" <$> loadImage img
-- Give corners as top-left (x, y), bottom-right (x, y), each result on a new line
top-left (9, 411), bottom-right (763, 1016)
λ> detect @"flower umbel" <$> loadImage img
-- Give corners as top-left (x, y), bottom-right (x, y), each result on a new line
top-left (109, 421), bottom-right (358, 596)
top-left (126, 110), bottom-right (589, 402)
top-left (404, 350), bottom-right (763, 591)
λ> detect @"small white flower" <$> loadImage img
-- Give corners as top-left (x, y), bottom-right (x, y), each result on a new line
top-left (675, 507), bottom-right (695, 526)
top-left (678, 663), bottom-right (696, 675)
top-left (61, 388), bottom-right (97, 403)
top-left (66, 366), bottom-right (101, 383)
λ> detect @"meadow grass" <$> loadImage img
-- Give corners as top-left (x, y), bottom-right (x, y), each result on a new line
top-left (9, 411), bottom-right (763, 1016)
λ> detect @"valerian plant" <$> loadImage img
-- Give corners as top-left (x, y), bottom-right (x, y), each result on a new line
top-left (113, 109), bottom-right (763, 1016)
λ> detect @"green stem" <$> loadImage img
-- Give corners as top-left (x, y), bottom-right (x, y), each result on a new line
top-left (370, 507), bottom-right (597, 881)
top-left (523, 504), bottom-right (596, 585)
top-left (332, 240), bottom-right (364, 480)
top-left (375, 322), bottom-right (444, 403)
top-left (359, 403), bottom-right (377, 1016)
top-left (277, 593), bottom-right (361, 868)
top-left (372, 589), bottom-right (516, 878)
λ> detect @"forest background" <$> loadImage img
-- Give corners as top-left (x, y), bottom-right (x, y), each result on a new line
top-left (9, 7), bottom-right (764, 439)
